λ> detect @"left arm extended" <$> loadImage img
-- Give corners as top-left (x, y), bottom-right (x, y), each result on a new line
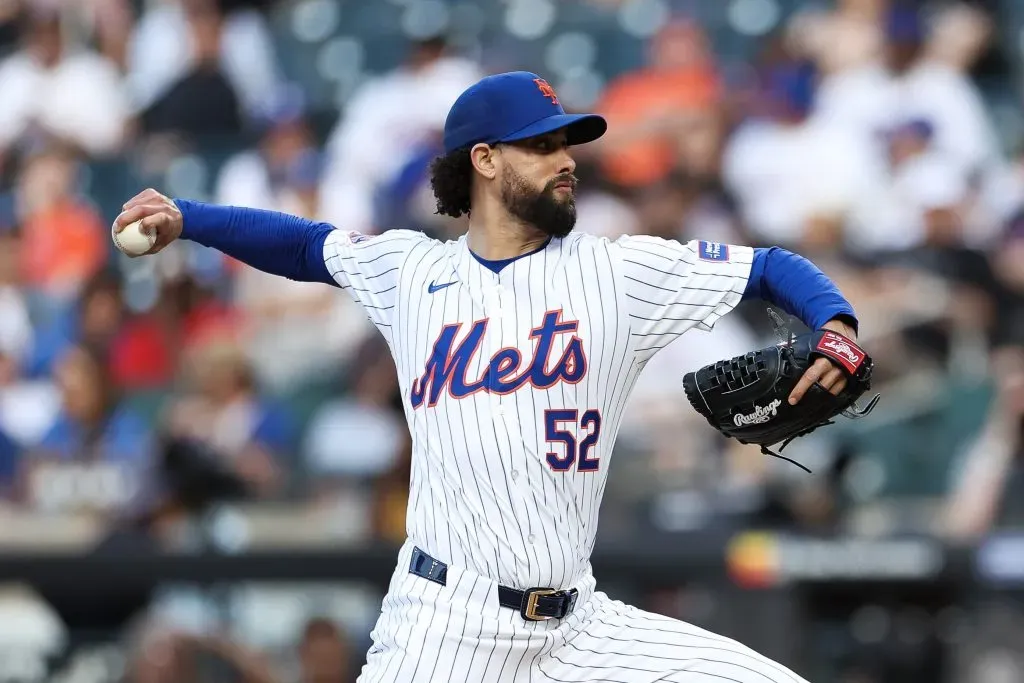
top-left (610, 235), bottom-right (860, 404)
top-left (743, 247), bottom-right (859, 403)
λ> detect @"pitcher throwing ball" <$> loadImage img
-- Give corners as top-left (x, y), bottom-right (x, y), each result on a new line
top-left (114, 71), bottom-right (871, 682)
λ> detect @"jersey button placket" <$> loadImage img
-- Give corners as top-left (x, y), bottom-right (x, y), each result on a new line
top-left (495, 284), bottom-right (518, 427)
top-left (486, 281), bottom-right (508, 426)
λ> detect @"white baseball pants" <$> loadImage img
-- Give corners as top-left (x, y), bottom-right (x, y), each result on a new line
top-left (358, 541), bottom-right (811, 683)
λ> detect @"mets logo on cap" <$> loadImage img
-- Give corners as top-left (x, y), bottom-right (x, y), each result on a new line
top-left (534, 78), bottom-right (559, 105)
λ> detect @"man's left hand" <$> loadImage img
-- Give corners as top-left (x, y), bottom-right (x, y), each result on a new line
top-left (788, 318), bottom-right (857, 405)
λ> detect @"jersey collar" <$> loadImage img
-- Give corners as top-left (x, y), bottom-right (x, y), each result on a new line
top-left (452, 233), bottom-right (559, 290)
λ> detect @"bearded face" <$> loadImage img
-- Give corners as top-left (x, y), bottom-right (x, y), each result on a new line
top-left (499, 163), bottom-right (578, 238)
top-left (485, 128), bottom-right (581, 239)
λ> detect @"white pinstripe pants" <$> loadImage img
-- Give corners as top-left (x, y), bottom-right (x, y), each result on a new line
top-left (358, 541), bottom-right (811, 683)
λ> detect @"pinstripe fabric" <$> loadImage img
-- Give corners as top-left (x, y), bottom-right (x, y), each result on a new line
top-left (323, 229), bottom-right (798, 682)
top-left (359, 541), bottom-right (809, 683)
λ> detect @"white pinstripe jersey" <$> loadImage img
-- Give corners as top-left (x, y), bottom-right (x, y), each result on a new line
top-left (324, 229), bottom-right (753, 590)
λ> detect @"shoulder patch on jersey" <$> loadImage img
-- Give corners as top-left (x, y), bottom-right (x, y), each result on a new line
top-left (348, 231), bottom-right (371, 244)
top-left (698, 241), bottom-right (729, 262)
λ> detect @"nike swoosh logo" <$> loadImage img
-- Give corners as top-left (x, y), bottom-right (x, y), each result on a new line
top-left (427, 280), bottom-right (457, 294)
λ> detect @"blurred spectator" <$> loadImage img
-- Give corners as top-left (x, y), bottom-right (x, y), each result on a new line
top-left (0, 226), bottom-right (61, 455)
top-left (789, 0), bottom-right (884, 76)
top-left (923, 2), bottom-right (995, 74)
top-left (137, 0), bottom-right (246, 139)
top-left (28, 268), bottom-right (129, 394)
top-left (15, 145), bottom-right (108, 302)
top-left (812, 2), bottom-right (1001, 177)
top-left (629, 171), bottom-right (743, 244)
top-left (71, 0), bottom-right (135, 70)
top-left (96, 435), bottom-right (251, 554)
top-left (122, 619), bottom-right (198, 683)
top-left (0, 226), bottom-right (32, 372)
top-left (164, 337), bottom-right (294, 497)
top-left (0, 4), bottom-right (129, 162)
top-left (215, 86), bottom-right (372, 390)
top-left (127, 0), bottom-right (281, 129)
top-left (370, 134), bottom-right (468, 239)
top-left (77, 270), bottom-right (126, 351)
top-left (21, 345), bottom-right (153, 515)
top-left (721, 58), bottom-right (876, 253)
top-left (232, 269), bottom-right (370, 394)
top-left (572, 161), bottom-right (640, 240)
top-left (594, 20), bottom-right (721, 188)
top-left (0, 0), bottom-right (19, 53)
top-left (944, 345), bottom-right (1024, 540)
top-left (110, 273), bottom-right (241, 391)
top-left (295, 617), bottom-right (353, 683)
top-left (941, 211), bottom-right (1024, 539)
top-left (845, 118), bottom-right (976, 255)
top-left (302, 334), bottom-right (407, 539)
top-left (122, 618), bottom-right (277, 683)
top-left (215, 85), bottom-right (320, 217)
top-left (318, 35), bottom-right (483, 233)
top-left (304, 336), bottom-right (404, 488)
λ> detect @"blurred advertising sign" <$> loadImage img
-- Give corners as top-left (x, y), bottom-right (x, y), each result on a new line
top-left (726, 532), bottom-right (946, 588)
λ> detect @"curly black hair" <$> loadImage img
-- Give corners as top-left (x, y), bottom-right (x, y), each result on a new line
top-left (428, 148), bottom-right (474, 218)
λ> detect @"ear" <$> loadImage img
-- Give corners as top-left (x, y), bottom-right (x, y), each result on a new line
top-left (470, 143), bottom-right (499, 180)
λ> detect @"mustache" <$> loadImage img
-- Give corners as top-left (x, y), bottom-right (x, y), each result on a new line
top-left (546, 174), bottom-right (578, 190)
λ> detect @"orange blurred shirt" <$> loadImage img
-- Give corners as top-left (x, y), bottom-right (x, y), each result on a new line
top-left (597, 67), bottom-right (719, 187)
top-left (20, 200), bottom-right (107, 295)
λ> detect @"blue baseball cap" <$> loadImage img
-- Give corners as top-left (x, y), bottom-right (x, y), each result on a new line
top-left (442, 71), bottom-right (607, 154)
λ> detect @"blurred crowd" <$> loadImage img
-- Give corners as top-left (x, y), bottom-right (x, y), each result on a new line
top-left (3, 0), bottom-right (1024, 545)
top-left (2, 0), bottom-right (1024, 677)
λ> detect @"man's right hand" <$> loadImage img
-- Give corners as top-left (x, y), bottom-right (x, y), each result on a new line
top-left (113, 188), bottom-right (184, 256)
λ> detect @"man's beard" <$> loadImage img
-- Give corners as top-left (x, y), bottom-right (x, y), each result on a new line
top-left (500, 166), bottom-right (577, 238)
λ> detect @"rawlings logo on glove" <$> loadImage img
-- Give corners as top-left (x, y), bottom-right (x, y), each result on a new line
top-left (733, 399), bottom-right (782, 426)
top-left (815, 331), bottom-right (864, 374)
top-left (683, 316), bottom-right (880, 472)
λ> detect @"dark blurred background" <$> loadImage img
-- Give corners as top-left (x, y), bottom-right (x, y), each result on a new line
top-left (1, 0), bottom-right (1024, 681)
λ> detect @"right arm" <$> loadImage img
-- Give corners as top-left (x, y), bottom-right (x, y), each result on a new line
top-left (114, 189), bottom-right (334, 282)
top-left (176, 199), bottom-right (337, 285)
top-left (113, 189), bottom-right (429, 336)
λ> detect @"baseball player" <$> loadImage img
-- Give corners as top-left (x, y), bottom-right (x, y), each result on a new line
top-left (115, 71), bottom-right (863, 682)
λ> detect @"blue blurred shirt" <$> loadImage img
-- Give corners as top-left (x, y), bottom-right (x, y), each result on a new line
top-left (38, 405), bottom-right (153, 464)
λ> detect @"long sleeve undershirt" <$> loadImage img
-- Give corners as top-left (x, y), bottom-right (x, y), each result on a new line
top-left (174, 200), bottom-right (858, 331)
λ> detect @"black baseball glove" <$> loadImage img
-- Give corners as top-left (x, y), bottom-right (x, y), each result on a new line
top-left (682, 322), bottom-right (879, 472)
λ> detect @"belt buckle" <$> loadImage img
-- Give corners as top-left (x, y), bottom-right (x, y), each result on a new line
top-left (522, 588), bottom-right (560, 621)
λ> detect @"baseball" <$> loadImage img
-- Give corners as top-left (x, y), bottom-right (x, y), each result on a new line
top-left (112, 219), bottom-right (156, 256)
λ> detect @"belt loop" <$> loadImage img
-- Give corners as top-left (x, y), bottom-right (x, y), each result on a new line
top-left (410, 547), bottom-right (448, 586)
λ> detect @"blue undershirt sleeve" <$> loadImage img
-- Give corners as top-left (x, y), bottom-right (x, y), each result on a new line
top-left (742, 247), bottom-right (858, 332)
top-left (174, 199), bottom-right (337, 286)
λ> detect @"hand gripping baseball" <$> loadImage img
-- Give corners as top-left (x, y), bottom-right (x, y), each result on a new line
top-left (112, 188), bottom-right (184, 257)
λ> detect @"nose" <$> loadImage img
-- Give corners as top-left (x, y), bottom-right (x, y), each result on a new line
top-left (557, 148), bottom-right (576, 176)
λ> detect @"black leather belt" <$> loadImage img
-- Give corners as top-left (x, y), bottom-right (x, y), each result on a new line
top-left (409, 547), bottom-right (578, 621)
